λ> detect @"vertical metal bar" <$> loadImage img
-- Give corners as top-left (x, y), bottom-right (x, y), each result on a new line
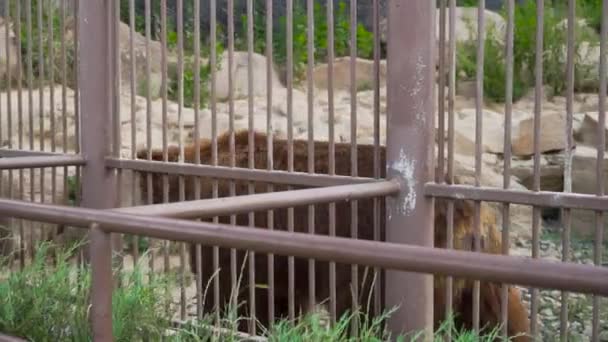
top-left (37, 0), bottom-right (45, 259)
top-left (209, 0), bottom-right (220, 326)
top-left (472, 0), bottom-right (486, 333)
top-left (90, 223), bottom-right (113, 342)
top-left (530, 1), bottom-right (544, 338)
top-left (26, 0), bottom-right (35, 261)
top-left (227, 0), bottom-right (238, 317)
top-left (246, 0), bottom-right (257, 334)
top-left (385, 0), bottom-right (435, 338)
top-left (286, 0), bottom-right (296, 323)
top-left (4, 0), bottom-right (14, 269)
top-left (61, 0), bottom-right (69, 237)
top-left (176, 0), bottom-right (187, 321)
top-left (48, 0), bottom-right (57, 254)
top-left (193, 0), bottom-right (203, 321)
top-left (129, 0), bottom-right (140, 265)
top-left (79, 0), bottom-right (117, 266)
top-left (445, 1), bottom-right (457, 339)
top-left (372, 0), bottom-right (382, 317)
top-left (592, 1), bottom-right (607, 341)
top-left (306, 0), bottom-right (316, 316)
top-left (161, 0), bottom-right (170, 277)
top-left (265, 0), bottom-right (276, 326)
top-left (349, 0), bottom-right (359, 334)
top-left (73, 0), bottom-right (81, 233)
top-left (561, 1), bottom-right (575, 340)
top-left (501, 0), bottom-right (515, 339)
top-left (144, 0), bottom-right (154, 278)
top-left (437, 0), bottom-right (446, 181)
top-left (15, 0), bottom-right (24, 270)
top-left (326, 0), bottom-right (337, 323)
top-left (111, 0), bottom-right (123, 277)
top-left (142, 0), bottom-right (158, 278)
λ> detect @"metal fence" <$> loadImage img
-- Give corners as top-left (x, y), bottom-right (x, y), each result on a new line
top-left (0, 0), bottom-right (607, 341)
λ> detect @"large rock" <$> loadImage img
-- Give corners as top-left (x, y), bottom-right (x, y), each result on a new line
top-left (436, 108), bottom-right (506, 156)
top-left (308, 57), bottom-right (387, 91)
top-left (118, 21), bottom-right (163, 99)
top-left (214, 51), bottom-right (283, 102)
top-left (511, 112), bottom-right (567, 156)
top-left (0, 17), bottom-right (20, 86)
top-left (449, 152), bottom-right (534, 242)
top-left (508, 153), bottom-right (565, 192)
top-left (573, 111), bottom-right (608, 149)
top-left (571, 145), bottom-right (608, 238)
top-left (380, 7), bottom-right (506, 49)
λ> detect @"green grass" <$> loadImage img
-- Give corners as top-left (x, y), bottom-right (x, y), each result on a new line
top-left (0, 241), bottom-right (519, 341)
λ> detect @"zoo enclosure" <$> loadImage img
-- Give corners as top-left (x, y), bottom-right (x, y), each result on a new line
top-left (0, 0), bottom-right (606, 341)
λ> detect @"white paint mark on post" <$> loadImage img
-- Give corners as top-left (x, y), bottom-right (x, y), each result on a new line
top-left (390, 148), bottom-right (417, 216)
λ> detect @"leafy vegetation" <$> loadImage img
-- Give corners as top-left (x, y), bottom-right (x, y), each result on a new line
top-left (236, 0), bottom-right (374, 82)
top-left (0, 241), bottom-right (521, 341)
top-left (456, 0), bottom-right (600, 103)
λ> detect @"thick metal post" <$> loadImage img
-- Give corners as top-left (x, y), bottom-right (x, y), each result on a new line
top-left (90, 223), bottom-right (113, 341)
top-left (79, 0), bottom-right (116, 340)
top-left (385, 0), bottom-right (435, 339)
top-left (78, 1), bottom-right (117, 242)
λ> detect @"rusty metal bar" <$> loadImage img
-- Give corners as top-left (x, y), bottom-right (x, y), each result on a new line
top-left (0, 333), bottom-right (27, 342)
top-left (561, 0), bottom-right (576, 340)
top-left (385, 0), bottom-right (435, 337)
top-left (0, 149), bottom-right (80, 157)
top-left (306, 0), bottom-right (316, 316)
top-left (176, 0), bottom-right (187, 321)
top-left (372, 0), bottom-right (382, 317)
top-left (108, 157), bottom-right (379, 186)
top-left (326, 0), bottom-right (337, 323)
top-left (90, 222), bottom-right (113, 342)
top-left (349, 0), bottom-right (359, 333)
top-left (1, 198), bottom-right (608, 297)
top-left (160, 0), bottom-right (169, 277)
top-left (501, 0), bottom-right (515, 339)
top-left (114, 180), bottom-right (399, 219)
top-left (592, 1), bottom-right (608, 341)
top-left (472, 0), bottom-right (486, 332)
top-left (15, 0), bottom-right (25, 270)
top-left (128, 0), bottom-right (139, 266)
top-left (79, 0), bottom-right (117, 262)
top-left (246, 0), bottom-right (257, 333)
top-left (445, 0), bottom-right (457, 337)
top-left (425, 183), bottom-right (608, 211)
top-left (0, 156), bottom-right (86, 170)
top-left (530, 1), bottom-right (545, 337)
top-left (25, 0), bottom-right (35, 261)
top-left (144, 0), bottom-right (153, 275)
top-left (285, 0), bottom-right (296, 323)
top-left (266, 0), bottom-right (276, 326)
top-left (209, 0), bottom-right (220, 326)
top-left (193, 0), bottom-right (203, 321)
top-left (227, 0), bottom-right (238, 321)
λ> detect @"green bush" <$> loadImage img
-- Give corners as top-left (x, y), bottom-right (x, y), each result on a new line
top-left (237, 0), bottom-right (375, 82)
top-left (456, 0), bottom-right (600, 103)
top-left (6, 0), bottom-right (76, 89)
top-left (0, 242), bottom-right (174, 341)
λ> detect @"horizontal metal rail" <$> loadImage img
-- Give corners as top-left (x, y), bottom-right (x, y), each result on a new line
top-left (0, 155), bottom-right (86, 170)
top-left (0, 333), bottom-right (27, 342)
top-left (114, 180), bottom-right (400, 219)
top-left (106, 157), bottom-right (379, 187)
top-left (0, 198), bottom-right (606, 296)
top-left (0, 149), bottom-right (79, 158)
top-left (425, 182), bottom-right (608, 211)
